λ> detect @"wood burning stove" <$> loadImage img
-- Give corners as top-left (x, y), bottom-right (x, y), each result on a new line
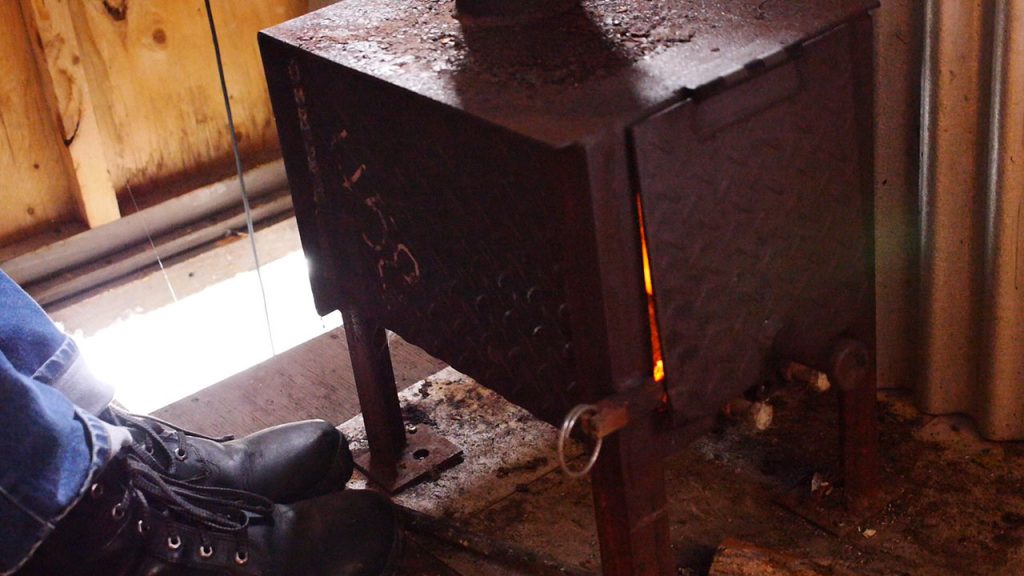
top-left (260, 1), bottom-right (880, 573)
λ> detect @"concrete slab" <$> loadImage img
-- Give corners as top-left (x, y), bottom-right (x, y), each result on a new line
top-left (340, 367), bottom-right (583, 519)
top-left (342, 373), bottom-right (1024, 576)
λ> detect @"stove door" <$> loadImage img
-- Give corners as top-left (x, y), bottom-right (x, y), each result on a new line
top-left (630, 23), bottom-right (873, 422)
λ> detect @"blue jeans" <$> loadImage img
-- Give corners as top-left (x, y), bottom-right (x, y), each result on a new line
top-left (0, 269), bottom-right (115, 575)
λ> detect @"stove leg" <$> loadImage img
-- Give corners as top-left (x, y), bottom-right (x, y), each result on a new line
top-left (591, 426), bottom-right (673, 576)
top-left (342, 308), bottom-right (406, 460)
top-left (828, 338), bottom-right (882, 512)
top-left (342, 309), bottom-right (463, 493)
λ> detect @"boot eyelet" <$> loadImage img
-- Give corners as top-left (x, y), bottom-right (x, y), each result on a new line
top-left (199, 544), bottom-right (214, 558)
top-left (175, 448), bottom-right (188, 461)
top-left (144, 445), bottom-right (154, 454)
top-left (90, 483), bottom-right (104, 499)
top-left (111, 503), bottom-right (126, 519)
top-left (167, 535), bottom-right (182, 550)
top-left (137, 520), bottom-right (149, 534)
top-left (235, 551), bottom-right (249, 565)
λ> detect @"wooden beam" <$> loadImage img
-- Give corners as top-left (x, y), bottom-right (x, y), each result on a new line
top-left (64, 0), bottom-right (306, 203)
top-left (1, 160), bottom-right (288, 286)
top-left (19, 0), bottom-right (120, 229)
top-left (0, 0), bottom-right (80, 245)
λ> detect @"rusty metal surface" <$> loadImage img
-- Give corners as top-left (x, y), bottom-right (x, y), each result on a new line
top-left (632, 25), bottom-right (873, 421)
top-left (454, 0), bottom-right (579, 26)
top-left (262, 46), bottom-right (582, 425)
top-left (354, 426), bottom-right (463, 494)
top-left (262, 5), bottom-right (880, 572)
top-left (830, 338), bottom-right (882, 510)
top-left (263, 0), bottom-right (876, 147)
top-left (342, 368), bottom-right (583, 519)
top-left (261, 1), bottom-right (878, 428)
top-left (343, 309), bottom-right (409, 460)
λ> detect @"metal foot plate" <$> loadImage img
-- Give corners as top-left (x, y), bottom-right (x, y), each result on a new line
top-left (774, 474), bottom-right (894, 538)
top-left (354, 428), bottom-right (463, 494)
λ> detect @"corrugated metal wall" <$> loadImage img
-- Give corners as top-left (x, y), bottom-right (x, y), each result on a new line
top-left (879, 0), bottom-right (1024, 440)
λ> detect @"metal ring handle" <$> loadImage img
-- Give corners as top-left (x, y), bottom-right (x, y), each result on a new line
top-left (557, 404), bottom-right (602, 478)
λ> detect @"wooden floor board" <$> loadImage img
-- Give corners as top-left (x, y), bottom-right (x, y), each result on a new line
top-left (153, 327), bottom-right (446, 437)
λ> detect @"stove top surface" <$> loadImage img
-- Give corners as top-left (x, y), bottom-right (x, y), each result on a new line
top-left (264, 0), bottom-right (876, 145)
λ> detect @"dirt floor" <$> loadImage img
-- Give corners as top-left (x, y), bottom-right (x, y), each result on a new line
top-left (364, 371), bottom-right (1024, 576)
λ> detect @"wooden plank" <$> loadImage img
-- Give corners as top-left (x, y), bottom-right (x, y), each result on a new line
top-left (0, 0), bottom-right (79, 245)
top-left (153, 328), bottom-right (446, 438)
top-left (20, 0), bottom-right (121, 229)
top-left (23, 191), bottom-right (293, 307)
top-left (0, 221), bottom-right (86, 263)
top-left (1, 160), bottom-right (286, 285)
top-left (709, 539), bottom-right (830, 576)
top-left (65, 0), bottom-right (306, 203)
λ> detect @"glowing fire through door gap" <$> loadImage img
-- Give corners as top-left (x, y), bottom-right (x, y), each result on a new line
top-left (636, 195), bottom-right (665, 383)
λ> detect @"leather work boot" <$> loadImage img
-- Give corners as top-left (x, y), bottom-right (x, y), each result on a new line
top-left (19, 453), bottom-right (401, 576)
top-left (105, 408), bottom-right (354, 503)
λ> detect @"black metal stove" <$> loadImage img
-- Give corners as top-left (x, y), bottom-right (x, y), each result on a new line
top-left (260, 1), bottom-right (880, 573)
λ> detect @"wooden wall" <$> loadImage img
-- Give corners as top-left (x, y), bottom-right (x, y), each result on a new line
top-left (0, 0), bottom-right (307, 246)
top-left (0, 1), bottom-right (80, 246)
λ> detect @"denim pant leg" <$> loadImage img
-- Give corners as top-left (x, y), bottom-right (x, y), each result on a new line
top-left (0, 270), bottom-right (113, 414)
top-left (0, 270), bottom-right (114, 575)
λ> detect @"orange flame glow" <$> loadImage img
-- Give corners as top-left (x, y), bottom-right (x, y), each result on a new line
top-left (637, 195), bottom-right (665, 383)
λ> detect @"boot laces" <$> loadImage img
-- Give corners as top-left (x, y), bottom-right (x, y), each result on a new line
top-left (108, 408), bottom-right (233, 478)
top-left (123, 453), bottom-right (272, 562)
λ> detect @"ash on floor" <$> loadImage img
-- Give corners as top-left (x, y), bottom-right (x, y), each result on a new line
top-left (341, 369), bottom-right (1024, 575)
